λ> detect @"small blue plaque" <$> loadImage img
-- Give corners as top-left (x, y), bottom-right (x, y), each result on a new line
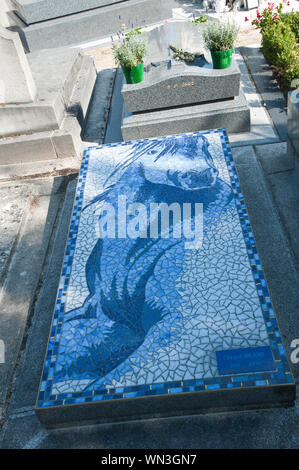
top-left (216, 346), bottom-right (276, 375)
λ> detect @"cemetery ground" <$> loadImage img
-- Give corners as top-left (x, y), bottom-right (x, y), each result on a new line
top-left (0, 15), bottom-right (299, 448)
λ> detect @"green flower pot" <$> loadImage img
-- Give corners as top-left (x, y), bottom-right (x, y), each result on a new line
top-left (210, 49), bottom-right (233, 69)
top-left (121, 62), bottom-right (144, 84)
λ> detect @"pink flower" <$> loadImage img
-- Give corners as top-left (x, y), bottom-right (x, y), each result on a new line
top-left (287, 1), bottom-right (290, 5)
top-left (165, 19), bottom-right (171, 24)
top-left (245, 16), bottom-right (249, 21)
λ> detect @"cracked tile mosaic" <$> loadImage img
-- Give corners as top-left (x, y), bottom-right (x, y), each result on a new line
top-left (36, 129), bottom-right (293, 411)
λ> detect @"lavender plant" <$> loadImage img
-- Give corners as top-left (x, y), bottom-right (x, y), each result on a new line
top-left (112, 41), bottom-right (138, 68)
top-left (112, 21), bottom-right (147, 68)
top-left (203, 20), bottom-right (239, 52)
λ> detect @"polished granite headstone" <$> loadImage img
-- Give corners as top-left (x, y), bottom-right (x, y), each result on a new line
top-left (122, 59), bottom-right (241, 113)
top-left (123, 21), bottom-right (241, 113)
top-left (121, 21), bottom-right (250, 140)
top-left (36, 130), bottom-right (294, 427)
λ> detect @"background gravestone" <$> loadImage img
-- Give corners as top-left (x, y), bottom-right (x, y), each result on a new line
top-left (0, 26), bottom-right (36, 103)
top-left (287, 88), bottom-right (299, 161)
top-left (11, 0), bottom-right (125, 24)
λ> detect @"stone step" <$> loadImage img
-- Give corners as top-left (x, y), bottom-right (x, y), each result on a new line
top-left (0, 156), bottom-right (80, 182)
top-left (0, 48), bottom-right (96, 139)
top-left (0, 53), bottom-right (97, 165)
top-left (11, 0), bottom-right (125, 25)
top-left (9, 0), bottom-right (176, 51)
top-left (0, 48), bottom-right (84, 137)
top-left (0, 115), bottom-right (82, 165)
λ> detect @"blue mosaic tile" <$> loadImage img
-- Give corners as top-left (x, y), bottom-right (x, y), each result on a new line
top-left (36, 129), bottom-right (294, 411)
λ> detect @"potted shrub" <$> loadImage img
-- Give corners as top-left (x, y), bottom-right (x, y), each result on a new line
top-left (203, 20), bottom-right (239, 69)
top-left (112, 34), bottom-right (147, 84)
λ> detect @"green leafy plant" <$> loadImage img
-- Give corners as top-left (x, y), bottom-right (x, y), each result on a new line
top-left (246, 1), bottom-right (299, 90)
top-left (262, 22), bottom-right (299, 89)
top-left (191, 15), bottom-right (208, 24)
top-left (203, 20), bottom-right (239, 52)
top-left (281, 11), bottom-right (299, 42)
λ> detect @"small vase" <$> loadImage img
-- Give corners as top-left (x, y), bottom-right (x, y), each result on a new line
top-left (122, 62), bottom-right (144, 84)
top-left (210, 48), bottom-right (233, 69)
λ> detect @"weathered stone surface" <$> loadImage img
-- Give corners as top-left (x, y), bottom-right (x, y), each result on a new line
top-left (0, 184), bottom-right (32, 280)
top-left (0, 26), bottom-right (36, 104)
top-left (0, 191), bottom-right (60, 414)
top-left (0, 132), bottom-right (57, 164)
top-left (122, 59), bottom-right (241, 113)
top-left (122, 89), bottom-right (250, 140)
top-left (287, 89), bottom-right (299, 160)
top-left (255, 142), bottom-right (294, 174)
top-left (12, 0), bottom-right (127, 24)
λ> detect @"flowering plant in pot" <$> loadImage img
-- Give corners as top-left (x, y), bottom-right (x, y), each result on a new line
top-left (112, 32), bottom-right (147, 84)
top-left (203, 20), bottom-right (239, 69)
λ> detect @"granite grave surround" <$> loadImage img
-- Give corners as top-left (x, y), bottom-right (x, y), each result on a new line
top-left (287, 88), bottom-right (299, 162)
top-left (122, 89), bottom-right (250, 140)
top-left (122, 60), bottom-right (241, 113)
top-left (121, 21), bottom-right (250, 140)
top-left (6, 0), bottom-right (177, 51)
top-left (35, 129), bottom-right (295, 428)
top-left (107, 48), bottom-right (279, 147)
top-left (122, 20), bottom-right (238, 114)
top-left (0, 26), bottom-right (97, 165)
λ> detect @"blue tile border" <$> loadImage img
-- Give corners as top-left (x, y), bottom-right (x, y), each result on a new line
top-left (36, 129), bottom-right (294, 410)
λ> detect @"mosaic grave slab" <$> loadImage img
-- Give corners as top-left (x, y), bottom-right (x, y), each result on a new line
top-left (36, 129), bottom-right (295, 427)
